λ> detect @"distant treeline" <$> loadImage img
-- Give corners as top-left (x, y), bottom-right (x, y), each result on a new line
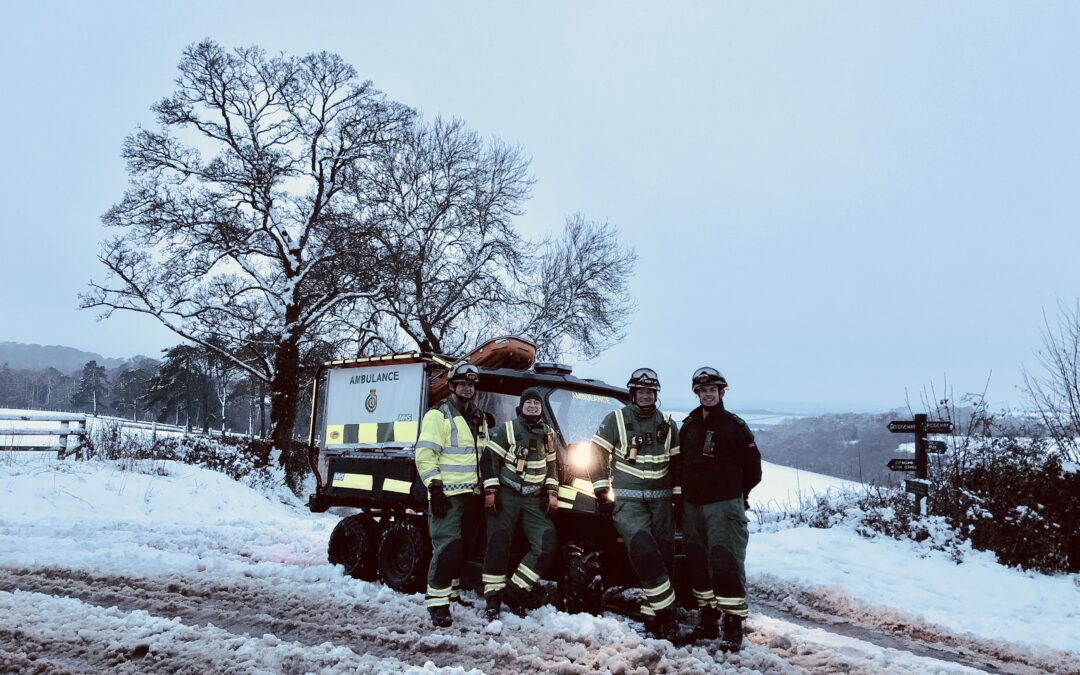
top-left (0, 345), bottom-right (288, 437)
top-left (756, 409), bottom-right (1038, 484)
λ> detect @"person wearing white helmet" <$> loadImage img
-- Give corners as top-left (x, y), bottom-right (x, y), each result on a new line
top-left (415, 362), bottom-right (489, 627)
top-left (590, 367), bottom-right (681, 641)
top-left (675, 367), bottom-right (761, 651)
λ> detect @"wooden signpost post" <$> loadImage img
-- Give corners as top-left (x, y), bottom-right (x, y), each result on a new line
top-left (886, 413), bottom-right (953, 513)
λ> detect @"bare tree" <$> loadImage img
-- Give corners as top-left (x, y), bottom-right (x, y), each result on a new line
top-left (82, 41), bottom-right (412, 456)
top-left (356, 116), bottom-right (535, 355)
top-left (355, 119), bottom-right (636, 360)
top-left (1023, 299), bottom-right (1080, 463)
top-left (516, 214), bottom-right (636, 361)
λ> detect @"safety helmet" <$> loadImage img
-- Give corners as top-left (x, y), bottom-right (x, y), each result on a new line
top-left (691, 366), bottom-right (727, 392)
top-left (627, 367), bottom-right (661, 392)
top-left (448, 362), bottom-right (480, 384)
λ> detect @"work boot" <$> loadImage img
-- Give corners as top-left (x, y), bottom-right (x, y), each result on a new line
top-left (689, 606), bottom-right (721, 641)
top-left (644, 608), bottom-right (678, 642)
top-left (428, 605), bottom-right (452, 628)
top-left (503, 583), bottom-right (528, 616)
top-left (484, 594), bottom-right (502, 621)
top-left (720, 613), bottom-right (744, 652)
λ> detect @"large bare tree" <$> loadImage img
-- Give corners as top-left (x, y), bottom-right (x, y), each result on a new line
top-left (82, 40), bottom-right (412, 456)
top-left (356, 116), bottom-right (535, 355)
top-left (356, 118), bottom-right (636, 360)
top-left (517, 214), bottom-right (637, 361)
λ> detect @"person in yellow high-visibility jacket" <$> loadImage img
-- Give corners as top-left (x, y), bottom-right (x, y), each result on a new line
top-left (415, 362), bottom-right (488, 627)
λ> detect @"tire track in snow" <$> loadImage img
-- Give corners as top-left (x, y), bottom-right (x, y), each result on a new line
top-left (0, 566), bottom-right (797, 674)
top-left (0, 589), bottom-right (463, 675)
top-left (748, 575), bottom-right (1076, 675)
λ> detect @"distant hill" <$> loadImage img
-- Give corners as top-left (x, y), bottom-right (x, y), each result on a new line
top-left (0, 342), bottom-right (139, 374)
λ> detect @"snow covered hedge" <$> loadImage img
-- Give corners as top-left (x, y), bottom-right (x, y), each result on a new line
top-left (85, 421), bottom-right (312, 497)
top-left (929, 436), bottom-right (1079, 573)
top-left (763, 436), bottom-right (1080, 574)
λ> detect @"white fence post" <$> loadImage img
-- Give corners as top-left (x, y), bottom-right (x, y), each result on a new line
top-left (58, 420), bottom-right (70, 459)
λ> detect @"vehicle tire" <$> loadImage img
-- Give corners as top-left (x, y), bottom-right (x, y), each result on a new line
top-left (560, 542), bottom-right (603, 615)
top-left (328, 514), bottom-right (380, 581)
top-left (378, 519), bottom-right (430, 593)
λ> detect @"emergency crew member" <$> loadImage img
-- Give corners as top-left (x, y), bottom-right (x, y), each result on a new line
top-left (590, 368), bottom-right (681, 640)
top-left (674, 367), bottom-right (762, 651)
top-left (479, 388), bottom-right (559, 619)
top-left (415, 362), bottom-right (489, 627)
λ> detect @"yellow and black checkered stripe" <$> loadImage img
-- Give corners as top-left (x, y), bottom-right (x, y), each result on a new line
top-left (326, 421), bottom-right (419, 445)
top-left (330, 471), bottom-right (416, 496)
top-left (557, 478), bottom-right (600, 513)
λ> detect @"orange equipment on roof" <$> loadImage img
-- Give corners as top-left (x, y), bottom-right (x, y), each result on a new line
top-left (427, 336), bottom-right (537, 402)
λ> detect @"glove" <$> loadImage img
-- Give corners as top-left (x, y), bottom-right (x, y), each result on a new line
top-left (594, 488), bottom-right (614, 518)
top-left (428, 483), bottom-right (450, 518)
top-left (484, 488), bottom-right (500, 514)
top-left (544, 490), bottom-right (559, 516)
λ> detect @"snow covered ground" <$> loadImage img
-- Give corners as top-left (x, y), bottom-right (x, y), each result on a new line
top-left (1, 451), bottom-right (1076, 674)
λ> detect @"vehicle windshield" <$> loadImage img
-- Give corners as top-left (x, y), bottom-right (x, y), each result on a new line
top-left (546, 388), bottom-right (625, 443)
top-left (473, 391), bottom-right (519, 428)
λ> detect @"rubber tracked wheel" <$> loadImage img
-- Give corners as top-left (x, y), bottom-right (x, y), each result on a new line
top-left (560, 542), bottom-right (603, 614)
top-left (378, 519), bottom-right (431, 593)
top-left (328, 514), bottom-right (380, 581)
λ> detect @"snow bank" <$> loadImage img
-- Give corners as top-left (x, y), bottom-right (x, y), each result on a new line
top-left (750, 524), bottom-right (1080, 653)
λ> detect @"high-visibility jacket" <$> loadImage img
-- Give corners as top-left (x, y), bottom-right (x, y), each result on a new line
top-left (591, 404), bottom-right (680, 499)
top-left (481, 418), bottom-right (558, 495)
top-left (415, 398), bottom-right (487, 497)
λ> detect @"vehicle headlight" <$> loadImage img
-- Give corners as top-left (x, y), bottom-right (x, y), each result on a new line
top-left (568, 442), bottom-right (593, 471)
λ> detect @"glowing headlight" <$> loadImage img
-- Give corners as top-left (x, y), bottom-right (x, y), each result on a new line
top-left (568, 442), bottom-right (594, 471)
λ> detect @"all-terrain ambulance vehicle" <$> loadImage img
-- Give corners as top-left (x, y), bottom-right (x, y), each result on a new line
top-left (305, 337), bottom-right (661, 612)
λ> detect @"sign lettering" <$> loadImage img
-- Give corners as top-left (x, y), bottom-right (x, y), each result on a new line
top-left (925, 440), bottom-right (947, 454)
top-left (887, 458), bottom-right (917, 472)
top-left (905, 479), bottom-right (930, 497)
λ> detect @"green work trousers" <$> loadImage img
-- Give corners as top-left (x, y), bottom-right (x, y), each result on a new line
top-left (426, 493), bottom-right (481, 608)
top-left (683, 497), bottom-right (749, 617)
top-left (482, 487), bottom-right (557, 597)
top-left (612, 497), bottom-right (675, 615)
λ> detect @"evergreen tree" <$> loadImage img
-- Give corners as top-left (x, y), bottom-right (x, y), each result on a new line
top-left (112, 366), bottom-right (155, 421)
top-left (71, 361), bottom-right (110, 414)
top-left (146, 346), bottom-right (213, 431)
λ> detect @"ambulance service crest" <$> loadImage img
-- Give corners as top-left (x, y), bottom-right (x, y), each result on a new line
top-left (365, 388), bottom-right (378, 413)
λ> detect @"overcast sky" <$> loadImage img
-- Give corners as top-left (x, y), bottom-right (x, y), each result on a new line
top-left (2, 2), bottom-right (1078, 412)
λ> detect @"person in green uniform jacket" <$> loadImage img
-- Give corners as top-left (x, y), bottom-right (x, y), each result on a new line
top-left (674, 366), bottom-right (762, 651)
top-left (590, 367), bottom-right (681, 640)
top-left (415, 362), bottom-right (489, 628)
top-left (479, 388), bottom-right (559, 620)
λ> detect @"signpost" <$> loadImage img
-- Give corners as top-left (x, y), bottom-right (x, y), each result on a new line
top-left (887, 413), bottom-right (954, 512)
top-left (925, 440), bottom-right (948, 454)
top-left (904, 479), bottom-right (929, 497)
top-left (887, 458), bottom-right (918, 472)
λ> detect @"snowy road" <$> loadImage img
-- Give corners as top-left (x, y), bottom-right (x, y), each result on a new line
top-left (2, 564), bottom-right (1045, 675)
top-left (1, 454), bottom-right (1077, 674)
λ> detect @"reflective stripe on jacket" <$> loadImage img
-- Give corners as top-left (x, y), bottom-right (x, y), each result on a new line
top-left (481, 418), bottom-right (558, 494)
top-left (415, 399), bottom-right (486, 496)
top-left (591, 405), bottom-right (680, 495)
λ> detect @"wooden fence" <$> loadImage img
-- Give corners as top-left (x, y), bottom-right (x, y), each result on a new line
top-left (0, 411), bottom-right (240, 459)
top-left (0, 411), bottom-right (90, 458)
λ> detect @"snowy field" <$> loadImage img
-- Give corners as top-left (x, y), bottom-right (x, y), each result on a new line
top-left (1, 451), bottom-right (1077, 674)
